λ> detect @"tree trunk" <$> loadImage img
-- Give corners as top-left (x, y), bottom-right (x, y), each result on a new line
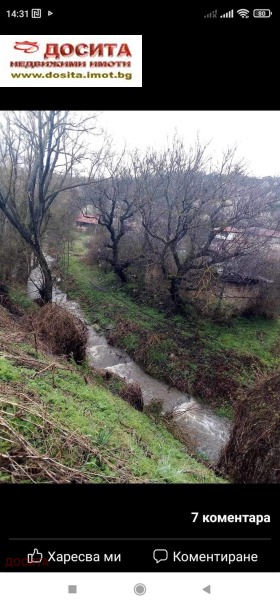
top-left (115, 264), bottom-right (128, 283)
top-left (170, 276), bottom-right (182, 308)
top-left (34, 247), bottom-right (53, 303)
top-left (110, 243), bottom-right (128, 283)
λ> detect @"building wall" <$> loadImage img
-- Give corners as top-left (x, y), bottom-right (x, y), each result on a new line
top-left (218, 283), bottom-right (260, 311)
top-left (144, 264), bottom-right (164, 288)
top-left (76, 222), bottom-right (98, 232)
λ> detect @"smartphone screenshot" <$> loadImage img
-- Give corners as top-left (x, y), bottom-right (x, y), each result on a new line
top-left (0, 5), bottom-right (279, 605)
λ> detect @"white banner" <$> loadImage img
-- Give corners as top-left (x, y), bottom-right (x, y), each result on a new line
top-left (0, 34), bottom-right (142, 87)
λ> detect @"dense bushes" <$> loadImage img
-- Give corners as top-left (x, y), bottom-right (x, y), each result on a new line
top-left (218, 373), bottom-right (280, 483)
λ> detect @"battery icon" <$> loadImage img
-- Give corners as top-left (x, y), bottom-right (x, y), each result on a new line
top-left (253, 9), bottom-right (272, 17)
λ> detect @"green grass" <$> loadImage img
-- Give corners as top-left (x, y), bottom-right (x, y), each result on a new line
top-left (121, 334), bottom-right (140, 351)
top-left (64, 256), bottom-right (166, 331)
top-left (9, 287), bottom-right (37, 311)
top-left (199, 316), bottom-right (280, 366)
top-left (0, 349), bottom-right (222, 484)
top-left (71, 233), bottom-right (92, 256)
top-left (215, 405), bottom-right (233, 420)
top-left (0, 357), bottom-right (21, 381)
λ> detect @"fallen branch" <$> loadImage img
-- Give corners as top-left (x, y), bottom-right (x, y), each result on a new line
top-left (30, 363), bottom-right (55, 379)
top-left (0, 394), bottom-right (142, 483)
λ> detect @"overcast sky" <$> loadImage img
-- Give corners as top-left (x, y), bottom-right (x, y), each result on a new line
top-left (99, 111), bottom-right (280, 178)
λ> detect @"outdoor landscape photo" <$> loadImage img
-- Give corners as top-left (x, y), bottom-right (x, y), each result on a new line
top-left (0, 110), bottom-right (279, 484)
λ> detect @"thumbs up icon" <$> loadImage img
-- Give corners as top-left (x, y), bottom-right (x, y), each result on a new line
top-left (27, 548), bottom-right (43, 564)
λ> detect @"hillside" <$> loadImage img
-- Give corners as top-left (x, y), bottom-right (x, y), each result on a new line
top-left (0, 304), bottom-right (222, 484)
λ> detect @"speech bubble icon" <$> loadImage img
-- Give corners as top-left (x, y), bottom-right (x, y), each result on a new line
top-left (153, 549), bottom-right (168, 564)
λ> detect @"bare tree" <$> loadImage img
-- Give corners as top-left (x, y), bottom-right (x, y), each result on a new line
top-left (0, 110), bottom-right (107, 302)
top-left (89, 155), bottom-right (143, 282)
top-left (138, 137), bottom-right (280, 308)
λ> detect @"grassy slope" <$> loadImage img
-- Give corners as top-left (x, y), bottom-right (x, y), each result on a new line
top-left (62, 234), bottom-right (280, 419)
top-left (0, 315), bottom-right (221, 484)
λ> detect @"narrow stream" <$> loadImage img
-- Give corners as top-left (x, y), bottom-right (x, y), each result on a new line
top-left (28, 258), bottom-right (230, 465)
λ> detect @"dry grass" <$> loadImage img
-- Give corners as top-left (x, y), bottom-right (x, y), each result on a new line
top-left (0, 334), bottom-right (143, 484)
top-left (0, 384), bottom-right (148, 484)
top-left (0, 306), bottom-right (18, 330)
top-left (218, 373), bottom-right (280, 483)
top-left (1, 398), bottom-right (113, 483)
top-left (27, 303), bottom-right (87, 363)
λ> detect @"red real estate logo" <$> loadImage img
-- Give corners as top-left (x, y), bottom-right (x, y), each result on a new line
top-left (14, 41), bottom-right (39, 53)
top-left (13, 41), bottom-right (131, 58)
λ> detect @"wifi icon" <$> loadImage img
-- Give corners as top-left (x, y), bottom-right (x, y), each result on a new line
top-left (237, 8), bottom-right (250, 17)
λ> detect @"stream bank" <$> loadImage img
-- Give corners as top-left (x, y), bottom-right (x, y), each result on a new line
top-left (28, 257), bottom-right (230, 465)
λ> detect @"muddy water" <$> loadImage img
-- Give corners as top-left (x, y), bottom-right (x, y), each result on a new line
top-left (28, 260), bottom-right (230, 464)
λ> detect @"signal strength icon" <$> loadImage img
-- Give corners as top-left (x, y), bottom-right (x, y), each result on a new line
top-left (220, 9), bottom-right (234, 17)
top-left (204, 9), bottom-right (218, 17)
top-left (237, 8), bottom-right (249, 17)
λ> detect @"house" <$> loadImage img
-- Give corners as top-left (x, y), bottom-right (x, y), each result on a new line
top-left (76, 213), bottom-right (99, 230)
top-left (217, 225), bottom-right (280, 246)
top-left (209, 225), bottom-right (280, 312)
top-left (216, 270), bottom-right (272, 312)
top-left (211, 225), bottom-right (280, 261)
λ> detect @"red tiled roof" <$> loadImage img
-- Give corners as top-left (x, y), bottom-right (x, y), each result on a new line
top-left (223, 226), bottom-right (280, 239)
top-left (76, 213), bottom-right (99, 225)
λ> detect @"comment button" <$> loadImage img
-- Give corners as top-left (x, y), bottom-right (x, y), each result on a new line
top-left (153, 549), bottom-right (168, 564)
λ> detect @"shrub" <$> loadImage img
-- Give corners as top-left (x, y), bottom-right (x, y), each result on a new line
top-left (30, 303), bottom-right (87, 363)
top-left (119, 382), bottom-right (143, 412)
top-left (218, 373), bottom-right (280, 483)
